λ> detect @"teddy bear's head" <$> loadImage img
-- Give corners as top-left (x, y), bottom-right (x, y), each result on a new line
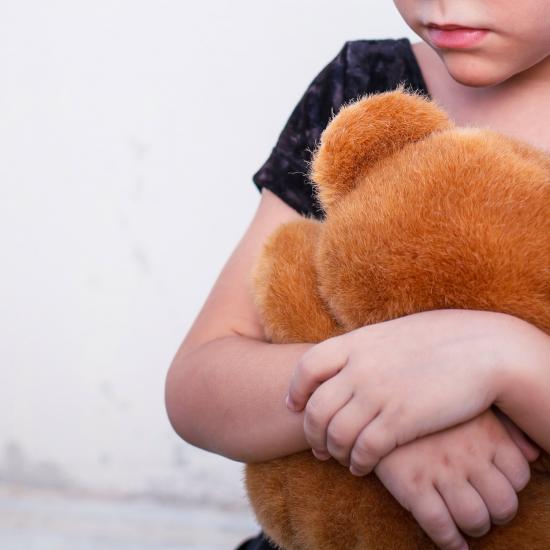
top-left (309, 88), bottom-right (550, 333)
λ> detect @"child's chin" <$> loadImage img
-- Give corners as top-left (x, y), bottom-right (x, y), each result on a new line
top-left (438, 53), bottom-right (514, 88)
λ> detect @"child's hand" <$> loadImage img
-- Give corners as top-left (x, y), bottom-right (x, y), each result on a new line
top-left (373, 409), bottom-right (535, 550)
top-left (286, 309), bottom-right (513, 472)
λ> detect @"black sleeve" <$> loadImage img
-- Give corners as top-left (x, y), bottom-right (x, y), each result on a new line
top-left (251, 38), bottom-right (429, 219)
top-left (252, 43), bottom-right (349, 220)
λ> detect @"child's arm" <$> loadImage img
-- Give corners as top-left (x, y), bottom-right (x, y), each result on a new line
top-left (164, 188), bottom-right (315, 463)
top-left (286, 309), bottom-right (550, 473)
top-left (492, 316), bottom-right (550, 452)
top-left (373, 408), bottom-right (538, 550)
top-left (166, 188), bottom-right (549, 465)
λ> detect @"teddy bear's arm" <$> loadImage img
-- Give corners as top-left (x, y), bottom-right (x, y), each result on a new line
top-left (252, 218), bottom-right (344, 345)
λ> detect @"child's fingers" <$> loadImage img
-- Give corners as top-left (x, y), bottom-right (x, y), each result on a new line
top-left (286, 336), bottom-right (349, 411)
top-left (303, 376), bottom-right (353, 454)
top-left (435, 479), bottom-right (491, 539)
top-left (468, 464), bottom-right (519, 526)
top-left (410, 488), bottom-right (469, 550)
top-left (495, 410), bottom-right (541, 463)
top-left (348, 412), bottom-right (395, 475)
top-left (493, 442), bottom-right (531, 492)
top-left (325, 397), bottom-right (376, 467)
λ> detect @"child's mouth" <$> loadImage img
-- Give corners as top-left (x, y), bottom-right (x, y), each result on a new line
top-left (426, 23), bottom-right (489, 50)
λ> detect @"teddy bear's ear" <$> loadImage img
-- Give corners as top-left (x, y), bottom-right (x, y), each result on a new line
top-left (310, 86), bottom-right (454, 211)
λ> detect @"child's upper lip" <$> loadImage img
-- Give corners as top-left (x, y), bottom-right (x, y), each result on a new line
top-left (427, 22), bottom-right (487, 31)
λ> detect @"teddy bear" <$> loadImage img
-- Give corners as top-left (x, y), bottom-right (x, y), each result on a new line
top-left (243, 88), bottom-right (550, 549)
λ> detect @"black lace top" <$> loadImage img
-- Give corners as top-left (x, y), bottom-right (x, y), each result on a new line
top-left (252, 38), bottom-right (430, 220)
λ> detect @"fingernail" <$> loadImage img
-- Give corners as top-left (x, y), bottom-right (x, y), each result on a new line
top-left (312, 449), bottom-right (330, 460)
top-left (349, 465), bottom-right (363, 476)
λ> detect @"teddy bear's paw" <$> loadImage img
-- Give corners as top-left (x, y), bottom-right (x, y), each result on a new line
top-left (310, 86), bottom-right (453, 211)
top-left (252, 218), bottom-right (343, 344)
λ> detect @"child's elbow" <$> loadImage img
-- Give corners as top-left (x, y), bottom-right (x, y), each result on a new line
top-left (164, 357), bottom-right (251, 463)
top-left (164, 357), bottom-right (198, 446)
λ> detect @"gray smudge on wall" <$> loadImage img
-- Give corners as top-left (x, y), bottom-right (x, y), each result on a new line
top-left (0, 440), bottom-right (74, 490)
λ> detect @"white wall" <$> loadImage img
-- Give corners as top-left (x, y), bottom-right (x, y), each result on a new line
top-left (0, 0), bottom-right (418, 522)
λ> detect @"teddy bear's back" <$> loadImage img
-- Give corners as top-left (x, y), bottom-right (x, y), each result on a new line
top-left (315, 128), bottom-right (550, 334)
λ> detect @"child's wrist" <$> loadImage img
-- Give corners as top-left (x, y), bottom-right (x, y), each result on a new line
top-left (491, 313), bottom-right (550, 409)
top-left (453, 310), bottom-right (530, 406)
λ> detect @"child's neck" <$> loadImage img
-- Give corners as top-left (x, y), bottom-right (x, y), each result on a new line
top-left (412, 42), bottom-right (550, 153)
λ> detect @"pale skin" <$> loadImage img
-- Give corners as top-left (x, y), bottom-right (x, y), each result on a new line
top-left (374, 408), bottom-right (538, 545)
top-left (287, 310), bottom-right (550, 473)
top-left (287, 311), bottom-right (550, 550)
top-left (165, 2), bottom-right (550, 550)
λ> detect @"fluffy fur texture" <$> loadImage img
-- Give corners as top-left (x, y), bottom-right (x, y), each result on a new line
top-left (245, 89), bottom-right (550, 549)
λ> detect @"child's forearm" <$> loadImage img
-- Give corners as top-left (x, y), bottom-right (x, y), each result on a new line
top-left (494, 314), bottom-right (550, 453)
top-left (165, 335), bottom-right (313, 463)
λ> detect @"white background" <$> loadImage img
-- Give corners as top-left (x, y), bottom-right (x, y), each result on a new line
top-left (0, 1), bottom-right (419, 547)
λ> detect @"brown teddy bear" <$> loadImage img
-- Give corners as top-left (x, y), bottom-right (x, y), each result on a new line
top-left (244, 88), bottom-right (550, 549)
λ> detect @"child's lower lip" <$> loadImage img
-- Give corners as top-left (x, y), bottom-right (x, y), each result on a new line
top-left (427, 27), bottom-right (488, 49)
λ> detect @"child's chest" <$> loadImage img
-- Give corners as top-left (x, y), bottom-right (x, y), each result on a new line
top-left (449, 99), bottom-right (550, 154)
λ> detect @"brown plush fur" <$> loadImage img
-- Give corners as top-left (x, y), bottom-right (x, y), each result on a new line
top-left (244, 89), bottom-right (550, 549)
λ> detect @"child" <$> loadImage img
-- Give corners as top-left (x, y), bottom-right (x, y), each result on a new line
top-left (165, 2), bottom-right (550, 549)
